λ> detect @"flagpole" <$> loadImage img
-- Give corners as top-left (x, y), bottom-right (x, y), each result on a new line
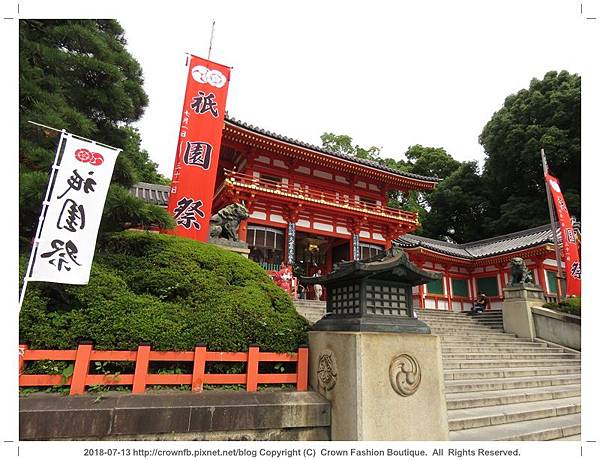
top-left (19, 130), bottom-right (69, 310)
top-left (207, 20), bottom-right (216, 60)
top-left (541, 149), bottom-right (566, 301)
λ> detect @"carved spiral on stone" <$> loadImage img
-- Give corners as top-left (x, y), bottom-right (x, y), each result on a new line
top-left (317, 350), bottom-right (338, 391)
top-left (389, 354), bottom-right (421, 396)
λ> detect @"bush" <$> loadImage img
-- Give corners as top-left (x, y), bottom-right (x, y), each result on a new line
top-left (20, 232), bottom-right (309, 352)
top-left (541, 296), bottom-right (581, 317)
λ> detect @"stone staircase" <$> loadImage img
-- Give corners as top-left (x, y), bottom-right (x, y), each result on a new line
top-left (294, 300), bottom-right (327, 324)
top-left (418, 309), bottom-right (581, 441)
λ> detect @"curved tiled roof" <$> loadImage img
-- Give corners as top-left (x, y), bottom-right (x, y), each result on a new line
top-left (130, 182), bottom-right (170, 207)
top-left (395, 224), bottom-right (571, 260)
top-left (225, 115), bottom-right (440, 184)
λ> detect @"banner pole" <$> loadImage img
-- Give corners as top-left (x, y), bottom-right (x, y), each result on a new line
top-left (207, 20), bottom-right (216, 60)
top-left (541, 148), bottom-right (566, 301)
top-left (19, 130), bottom-right (69, 311)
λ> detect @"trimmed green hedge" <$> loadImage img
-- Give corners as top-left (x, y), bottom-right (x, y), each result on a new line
top-left (19, 232), bottom-right (309, 352)
top-left (542, 296), bottom-right (581, 317)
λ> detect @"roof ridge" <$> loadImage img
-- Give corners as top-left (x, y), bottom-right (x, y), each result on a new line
top-left (463, 224), bottom-right (552, 248)
top-left (224, 114), bottom-right (440, 183)
top-left (399, 233), bottom-right (465, 248)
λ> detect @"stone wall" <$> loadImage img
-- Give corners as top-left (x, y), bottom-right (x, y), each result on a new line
top-left (531, 307), bottom-right (581, 351)
top-left (20, 391), bottom-right (330, 441)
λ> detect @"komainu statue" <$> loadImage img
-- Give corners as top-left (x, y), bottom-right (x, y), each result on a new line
top-left (509, 257), bottom-right (534, 285)
top-left (209, 203), bottom-right (249, 241)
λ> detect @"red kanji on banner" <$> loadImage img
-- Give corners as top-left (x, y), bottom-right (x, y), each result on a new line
top-left (166, 55), bottom-right (231, 241)
top-left (545, 174), bottom-right (581, 297)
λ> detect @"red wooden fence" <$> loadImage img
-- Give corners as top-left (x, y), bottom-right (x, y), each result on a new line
top-left (19, 343), bottom-right (309, 395)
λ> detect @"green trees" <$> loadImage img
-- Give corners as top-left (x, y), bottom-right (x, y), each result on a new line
top-left (321, 70), bottom-right (580, 243)
top-left (479, 70), bottom-right (580, 236)
top-left (19, 19), bottom-right (171, 238)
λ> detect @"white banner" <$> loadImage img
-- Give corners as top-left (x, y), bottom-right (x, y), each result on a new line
top-left (28, 133), bottom-right (119, 284)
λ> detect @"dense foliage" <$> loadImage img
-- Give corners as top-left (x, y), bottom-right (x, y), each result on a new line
top-left (542, 296), bottom-right (581, 317)
top-left (479, 70), bottom-right (580, 236)
top-left (321, 70), bottom-right (580, 243)
top-left (19, 232), bottom-right (309, 352)
top-left (19, 19), bottom-right (171, 238)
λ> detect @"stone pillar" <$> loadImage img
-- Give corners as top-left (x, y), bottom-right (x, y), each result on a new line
top-left (304, 249), bottom-right (449, 440)
top-left (502, 285), bottom-right (545, 340)
top-left (287, 221), bottom-right (296, 265)
top-left (309, 332), bottom-right (448, 440)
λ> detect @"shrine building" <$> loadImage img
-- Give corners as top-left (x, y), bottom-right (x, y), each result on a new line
top-left (132, 116), bottom-right (575, 310)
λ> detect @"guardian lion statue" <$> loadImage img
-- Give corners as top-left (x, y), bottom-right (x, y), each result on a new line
top-left (509, 257), bottom-right (533, 285)
top-left (209, 203), bottom-right (249, 241)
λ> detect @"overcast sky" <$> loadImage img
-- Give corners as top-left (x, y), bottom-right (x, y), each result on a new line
top-left (113, 0), bottom-right (587, 177)
top-left (1, 0), bottom-right (589, 177)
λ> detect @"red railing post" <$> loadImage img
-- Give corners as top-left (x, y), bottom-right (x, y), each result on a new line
top-left (296, 347), bottom-right (309, 391)
top-left (19, 344), bottom-right (29, 376)
top-left (70, 342), bottom-right (93, 395)
top-left (192, 344), bottom-right (207, 392)
top-left (132, 344), bottom-right (151, 394)
top-left (246, 345), bottom-right (259, 392)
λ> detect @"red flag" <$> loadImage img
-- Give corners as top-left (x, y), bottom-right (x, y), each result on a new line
top-left (544, 174), bottom-right (581, 297)
top-left (167, 55), bottom-right (231, 241)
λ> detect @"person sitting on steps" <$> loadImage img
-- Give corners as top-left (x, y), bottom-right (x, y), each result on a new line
top-left (471, 292), bottom-right (489, 315)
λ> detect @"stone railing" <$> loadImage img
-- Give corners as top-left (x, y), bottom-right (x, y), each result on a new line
top-left (531, 306), bottom-right (581, 351)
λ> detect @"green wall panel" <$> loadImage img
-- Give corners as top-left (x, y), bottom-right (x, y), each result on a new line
top-left (546, 270), bottom-right (558, 293)
top-left (475, 276), bottom-right (499, 296)
top-left (427, 277), bottom-right (444, 295)
top-left (451, 278), bottom-right (469, 297)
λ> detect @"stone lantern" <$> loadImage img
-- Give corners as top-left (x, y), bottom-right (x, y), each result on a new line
top-left (303, 248), bottom-right (449, 441)
top-left (302, 248), bottom-right (441, 334)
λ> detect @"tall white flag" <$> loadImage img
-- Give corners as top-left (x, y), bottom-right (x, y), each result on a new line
top-left (28, 133), bottom-right (119, 284)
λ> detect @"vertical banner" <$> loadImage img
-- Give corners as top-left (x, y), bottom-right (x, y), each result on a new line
top-left (544, 174), bottom-right (581, 296)
top-left (167, 54), bottom-right (231, 241)
top-left (29, 134), bottom-right (120, 284)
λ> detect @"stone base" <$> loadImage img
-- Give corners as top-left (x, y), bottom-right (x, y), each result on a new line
top-left (210, 241), bottom-right (250, 258)
top-left (502, 286), bottom-right (545, 340)
top-left (312, 316), bottom-right (431, 334)
top-left (20, 391), bottom-right (330, 440)
top-left (308, 331), bottom-right (448, 441)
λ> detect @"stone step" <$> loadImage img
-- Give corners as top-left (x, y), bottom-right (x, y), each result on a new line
top-left (445, 384), bottom-right (581, 410)
top-left (444, 365), bottom-right (581, 381)
top-left (444, 374), bottom-right (581, 393)
top-left (448, 413), bottom-right (580, 441)
top-left (443, 359), bottom-right (580, 370)
top-left (439, 333), bottom-right (517, 340)
top-left (427, 322), bottom-right (504, 328)
top-left (443, 352), bottom-right (580, 361)
top-left (442, 344), bottom-right (556, 352)
top-left (447, 396), bottom-right (581, 431)
top-left (441, 337), bottom-right (538, 344)
top-left (558, 434), bottom-right (581, 440)
top-left (419, 315), bottom-right (503, 321)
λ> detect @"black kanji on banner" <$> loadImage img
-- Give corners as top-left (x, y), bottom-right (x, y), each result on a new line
top-left (173, 196), bottom-right (206, 230)
top-left (570, 262), bottom-right (581, 280)
top-left (183, 141), bottom-right (213, 170)
top-left (190, 91), bottom-right (219, 117)
top-left (40, 239), bottom-right (82, 272)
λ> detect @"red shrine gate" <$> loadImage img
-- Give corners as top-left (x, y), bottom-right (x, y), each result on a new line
top-left (212, 117), bottom-right (438, 275)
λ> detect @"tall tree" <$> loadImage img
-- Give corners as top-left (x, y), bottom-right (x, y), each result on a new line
top-left (19, 19), bottom-right (171, 238)
top-left (479, 70), bottom-right (580, 236)
top-left (320, 132), bottom-right (382, 161)
top-left (421, 161), bottom-right (487, 243)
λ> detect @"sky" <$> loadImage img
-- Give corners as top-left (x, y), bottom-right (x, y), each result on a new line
top-left (111, 0), bottom-right (588, 177)
top-left (2, 0), bottom-right (600, 451)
